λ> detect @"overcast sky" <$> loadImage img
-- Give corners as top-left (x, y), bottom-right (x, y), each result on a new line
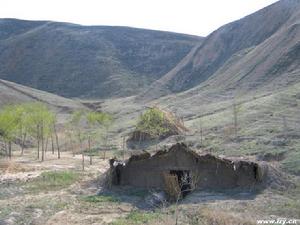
top-left (1, 0), bottom-right (279, 36)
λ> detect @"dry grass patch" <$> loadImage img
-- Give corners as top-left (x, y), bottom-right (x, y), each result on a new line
top-left (0, 160), bottom-right (31, 173)
top-left (110, 211), bottom-right (163, 225)
top-left (196, 208), bottom-right (256, 225)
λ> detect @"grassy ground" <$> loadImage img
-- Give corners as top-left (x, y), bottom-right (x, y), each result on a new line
top-left (1, 148), bottom-right (299, 225)
top-left (0, 82), bottom-right (300, 224)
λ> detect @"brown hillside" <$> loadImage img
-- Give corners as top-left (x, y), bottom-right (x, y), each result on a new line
top-left (139, 0), bottom-right (300, 101)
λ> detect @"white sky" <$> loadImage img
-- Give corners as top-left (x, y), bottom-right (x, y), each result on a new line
top-left (0, 0), bottom-right (279, 36)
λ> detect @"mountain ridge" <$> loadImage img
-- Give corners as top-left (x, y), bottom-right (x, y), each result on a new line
top-left (138, 0), bottom-right (300, 101)
top-left (0, 18), bottom-right (202, 98)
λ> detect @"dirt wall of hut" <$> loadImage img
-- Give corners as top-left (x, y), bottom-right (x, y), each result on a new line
top-left (113, 143), bottom-right (266, 190)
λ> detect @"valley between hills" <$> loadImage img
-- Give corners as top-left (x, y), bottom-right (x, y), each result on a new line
top-left (0, 0), bottom-right (300, 224)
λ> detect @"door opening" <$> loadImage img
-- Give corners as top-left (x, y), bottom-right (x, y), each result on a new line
top-left (170, 170), bottom-right (192, 197)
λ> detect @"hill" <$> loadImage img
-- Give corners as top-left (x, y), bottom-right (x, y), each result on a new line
top-left (139, 0), bottom-right (300, 100)
top-left (0, 79), bottom-right (85, 120)
top-left (0, 19), bottom-right (202, 98)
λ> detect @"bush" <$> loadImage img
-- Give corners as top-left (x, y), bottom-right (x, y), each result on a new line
top-left (137, 107), bottom-right (169, 137)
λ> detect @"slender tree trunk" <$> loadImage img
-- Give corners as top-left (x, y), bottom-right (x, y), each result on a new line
top-left (70, 136), bottom-right (75, 157)
top-left (53, 124), bottom-right (60, 159)
top-left (80, 138), bottom-right (84, 171)
top-left (198, 121), bottom-right (203, 145)
top-left (104, 131), bottom-right (108, 160)
top-left (8, 141), bottom-right (12, 160)
top-left (78, 131), bottom-right (84, 171)
top-left (21, 132), bottom-right (27, 156)
top-left (88, 136), bottom-right (92, 165)
top-left (45, 136), bottom-right (49, 156)
top-left (41, 122), bottom-right (44, 162)
top-left (51, 134), bottom-right (54, 154)
top-left (45, 137), bottom-right (48, 153)
top-left (37, 139), bottom-right (40, 159)
top-left (138, 132), bottom-right (142, 145)
top-left (122, 136), bottom-right (125, 161)
top-left (4, 141), bottom-right (8, 159)
top-left (37, 124), bottom-right (40, 159)
top-left (82, 152), bottom-right (85, 171)
top-left (200, 126), bottom-right (203, 145)
top-left (233, 101), bottom-right (238, 138)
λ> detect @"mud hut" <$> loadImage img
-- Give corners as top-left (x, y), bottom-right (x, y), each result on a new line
top-left (110, 143), bottom-right (267, 198)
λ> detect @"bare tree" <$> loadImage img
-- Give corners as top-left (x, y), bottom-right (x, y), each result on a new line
top-left (233, 100), bottom-right (241, 139)
top-left (53, 122), bottom-right (60, 159)
top-left (197, 118), bottom-right (204, 145)
top-left (70, 110), bottom-right (86, 170)
top-left (51, 134), bottom-right (55, 155)
top-left (122, 136), bottom-right (125, 161)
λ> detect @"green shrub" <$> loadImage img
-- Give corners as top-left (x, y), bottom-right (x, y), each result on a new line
top-left (136, 107), bottom-right (169, 137)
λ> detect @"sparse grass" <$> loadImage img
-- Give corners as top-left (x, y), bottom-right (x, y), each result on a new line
top-left (0, 205), bottom-right (13, 219)
top-left (0, 160), bottom-right (30, 173)
top-left (260, 196), bottom-right (300, 218)
top-left (0, 196), bottom-right (69, 225)
top-left (282, 156), bottom-right (300, 175)
top-left (25, 170), bottom-right (80, 193)
top-left (281, 144), bottom-right (300, 175)
top-left (196, 208), bottom-right (256, 225)
top-left (83, 147), bottom-right (102, 156)
top-left (111, 211), bottom-right (162, 225)
top-left (81, 194), bottom-right (120, 203)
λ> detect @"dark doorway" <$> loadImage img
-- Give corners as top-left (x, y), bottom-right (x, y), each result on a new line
top-left (115, 165), bottom-right (122, 185)
top-left (110, 158), bottom-right (123, 185)
top-left (170, 170), bottom-right (192, 197)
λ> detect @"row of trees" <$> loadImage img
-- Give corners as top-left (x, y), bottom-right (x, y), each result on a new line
top-left (0, 102), bottom-right (114, 170)
top-left (0, 103), bottom-right (113, 169)
top-left (0, 103), bottom-right (60, 160)
top-left (68, 110), bottom-right (113, 170)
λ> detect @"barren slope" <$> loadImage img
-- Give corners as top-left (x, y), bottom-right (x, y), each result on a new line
top-left (0, 79), bottom-right (85, 117)
top-left (0, 19), bottom-right (202, 98)
top-left (139, 0), bottom-right (300, 100)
